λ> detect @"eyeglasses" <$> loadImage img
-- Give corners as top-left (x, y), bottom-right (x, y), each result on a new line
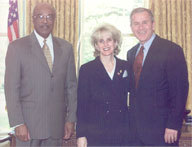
top-left (33, 14), bottom-right (54, 21)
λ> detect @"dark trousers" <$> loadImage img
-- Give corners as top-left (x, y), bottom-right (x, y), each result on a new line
top-left (128, 128), bottom-right (179, 147)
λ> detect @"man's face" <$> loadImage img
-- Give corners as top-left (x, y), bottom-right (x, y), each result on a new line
top-left (131, 11), bottom-right (155, 45)
top-left (33, 5), bottom-right (55, 38)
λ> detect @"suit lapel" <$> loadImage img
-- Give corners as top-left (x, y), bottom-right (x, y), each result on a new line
top-left (30, 32), bottom-right (51, 73)
top-left (130, 37), bottom-right (160, 89)
top-left (94, 57), bottom-right (124, 82)
top-left (113, 57), bottom-right (124, 81)
top-left (140, 36), bottom-right (159, 78)
top-left (130, 44), bottom-right (139, 64)
top-left (130, 44), bottom-right (139, 89)
top-left (30, 33), bottom-right (63, 74)
top-left (94, 57), bottom-right (111, 82)
top-left (52, 37), bottom-right (62, 74)
top-left (94, 57), bottom-right (126, 82)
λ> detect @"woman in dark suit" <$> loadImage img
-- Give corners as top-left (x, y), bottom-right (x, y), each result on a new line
top-left (76, 24), bottom-right (129, 146)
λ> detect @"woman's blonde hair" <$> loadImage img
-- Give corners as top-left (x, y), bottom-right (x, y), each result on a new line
top-left (91, 24), bottom-right (122, 57)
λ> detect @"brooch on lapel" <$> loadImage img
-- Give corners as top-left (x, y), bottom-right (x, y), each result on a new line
top-left (117, 70), bottom-right (128, 78)
top-left (117, 70), bottom-right (122, 76)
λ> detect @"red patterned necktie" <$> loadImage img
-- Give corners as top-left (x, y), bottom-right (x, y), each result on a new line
top-left (133, 46), bottom-right (144, 88)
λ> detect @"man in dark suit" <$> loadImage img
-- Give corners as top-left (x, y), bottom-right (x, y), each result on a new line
top-left (5, 2), bottom-right (77, 146)
top-left (127, 7), bottom-right (189, 146)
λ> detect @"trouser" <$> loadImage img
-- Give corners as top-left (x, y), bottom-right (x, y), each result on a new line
top-left (129, 128), bottom-right (180, 147)
top-left (16, 137), bottom-right (63, 147)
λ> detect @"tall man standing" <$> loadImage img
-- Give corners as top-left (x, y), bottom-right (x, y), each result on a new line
top-left (5, 2), bottom-right (77, 146)
top-left (127, 7), bottom-right (189, 146)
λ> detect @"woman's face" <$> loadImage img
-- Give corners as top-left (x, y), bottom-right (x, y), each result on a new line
top-left (95, 31), bottom-right (117, 57)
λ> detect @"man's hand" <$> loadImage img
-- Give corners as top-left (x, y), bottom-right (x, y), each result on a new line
top-left (77, 137), bottom-right (87, 147)
top-left (63, 122), bottom-right (75, 140)
top-left (15, 124), bottom-right (30, 141)
top-left (164, 128), bottom-right (178, 144)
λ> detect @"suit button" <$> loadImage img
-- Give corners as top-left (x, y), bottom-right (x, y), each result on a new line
top-left (106, 101), bottom-right (109, 104)
top-left (106, 110), bottom-right (109, 114)
top-left (119, 110), bottom-right (122, 112)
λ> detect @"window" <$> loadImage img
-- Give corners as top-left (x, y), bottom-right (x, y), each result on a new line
top-left (0, 0), bottom-right (25, 132)
top-left (0, 0), bottom-right (10, 132)
top-left (79, 0), bottom-right (148, 67)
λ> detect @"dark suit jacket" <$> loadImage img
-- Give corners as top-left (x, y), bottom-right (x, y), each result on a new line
top-left (5, 32), bottom-right (77, 139)
top-left (76, 56), bottom-right (129, 144)
top-left (127, 35), bottom-right (189, 144)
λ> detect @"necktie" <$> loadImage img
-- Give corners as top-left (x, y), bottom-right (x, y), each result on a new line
top-left (43, 39), bottom-right (52, 72)
top-left (133, 46), bottom-right (144, 88)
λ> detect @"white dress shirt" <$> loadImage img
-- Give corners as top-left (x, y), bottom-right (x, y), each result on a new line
top-left (34, 30), bottom-right (54, 63)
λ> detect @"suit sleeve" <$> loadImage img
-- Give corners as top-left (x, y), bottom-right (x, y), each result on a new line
top-left (65, 45), bottom-right (77, 122)
top-left (76, 65), bottom-right (90, 138)
top-left (4, 43), bottom-right (24, 127)
top-left (166, 45), bottom-right (189, 130)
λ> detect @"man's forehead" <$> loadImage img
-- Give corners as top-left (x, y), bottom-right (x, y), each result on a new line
top-left (34, 4), bottom-right (54, 14)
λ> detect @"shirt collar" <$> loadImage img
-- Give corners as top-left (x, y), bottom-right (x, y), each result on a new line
top-left (34, 30), bottom-right (52, 48)
top-left (140, 33), bottom-right (156, 51)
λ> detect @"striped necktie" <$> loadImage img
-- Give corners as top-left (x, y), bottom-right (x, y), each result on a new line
top-left (133, 46), bottom-right (144, 88)
top-left (43, 39), bottom-right (52, 72)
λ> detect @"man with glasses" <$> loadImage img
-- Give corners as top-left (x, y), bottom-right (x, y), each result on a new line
top-left (5, 2), bottom-right (77, 146)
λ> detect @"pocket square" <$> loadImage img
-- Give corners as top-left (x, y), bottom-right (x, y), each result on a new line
top-left (123, 70), bottom-right (128, 78)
